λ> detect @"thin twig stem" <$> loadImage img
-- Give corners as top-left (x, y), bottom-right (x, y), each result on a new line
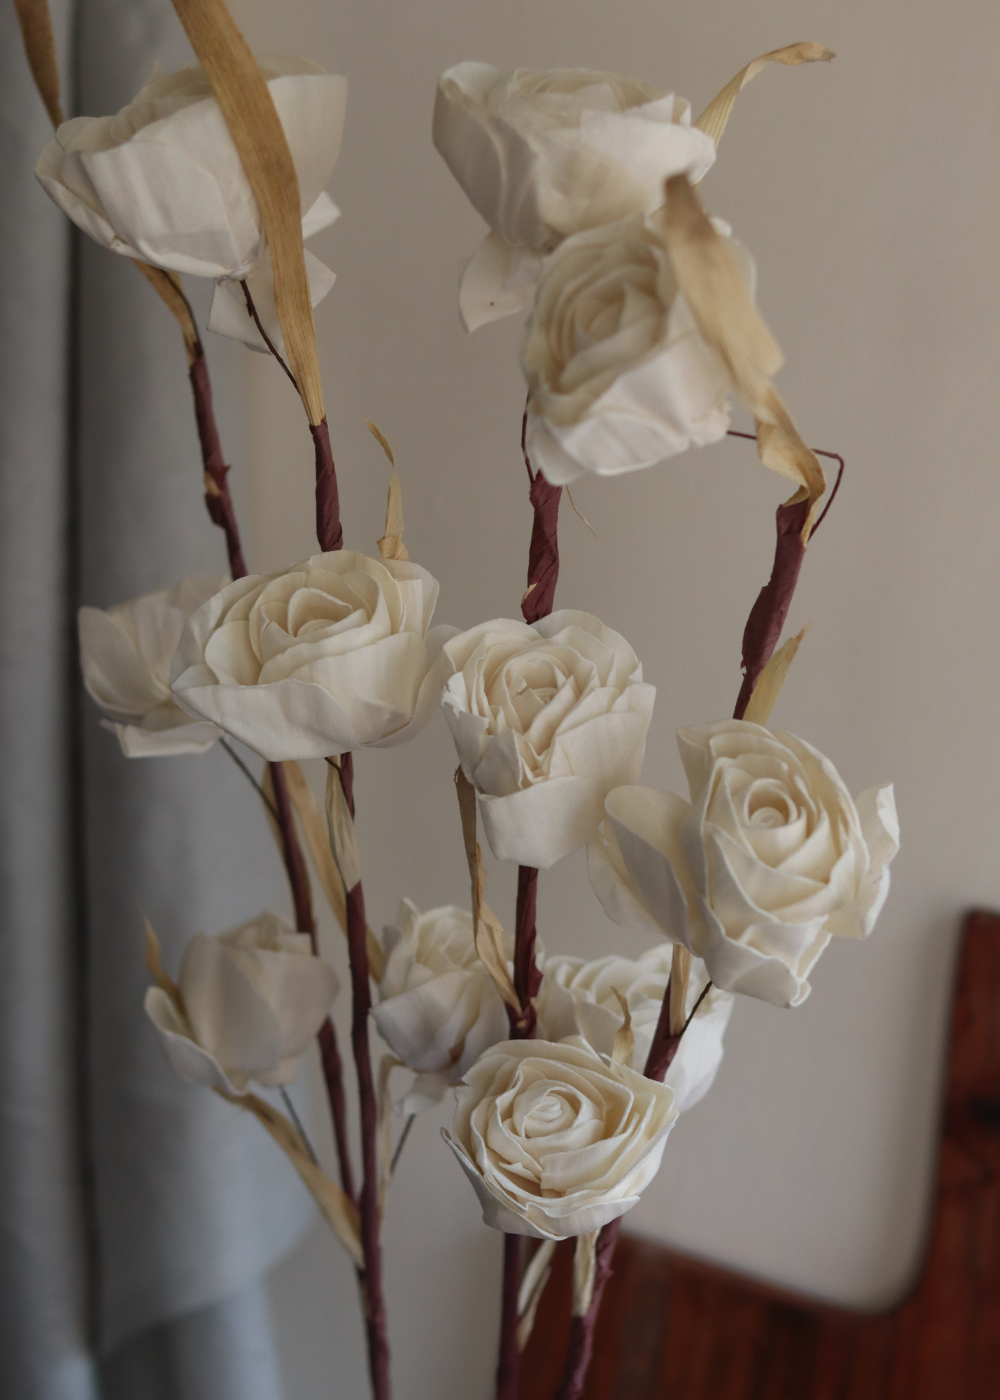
top-left (241, 280), bottom-right (299, 391)
top-left (219, 737), bottom-right (279, 823)
top-left (390, 1113), bottom-right (416, 1176)
top-left (280, 1087), bottom-right (319, 1166)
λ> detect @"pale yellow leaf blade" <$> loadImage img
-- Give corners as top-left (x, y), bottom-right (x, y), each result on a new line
top-left (755, 388), bottom-right (827, 533)
top-left (168, 0), bottom-right (325, 424)
top-left (668, 944), bottom-right (692, 1037)
top-left (454, 768), bottom-right (520, 1012)
top-left (572, 1231), bottom-right (599, 1317)
top-left (695, 42), bottom-right (835, 150)
top-left (742, 626), bottom-right (808, 727)
top-left (13, 0), bottom-right (64, 127)
top-left (223, 1089), bottom-right (363, 1266)
top-left (518, 1240), bottom-right (556, 1350)
top-left (610, 989), bottom-right (634, 1066)
top-left (135, 263), bottom-right (200, 363)
top-left (365, 419), bottom-right (409, 561)
top-left (662, 175), bottom-right (782, 419)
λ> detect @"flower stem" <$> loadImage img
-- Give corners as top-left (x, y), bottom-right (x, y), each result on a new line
top-left (340, 755), bottom-right (391, 1400)
top-left (520, 401), bottom-right (562, 625)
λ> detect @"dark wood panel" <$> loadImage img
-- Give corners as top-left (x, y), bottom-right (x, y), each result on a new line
top-left (523, 909), bottom-right (1000, 1399)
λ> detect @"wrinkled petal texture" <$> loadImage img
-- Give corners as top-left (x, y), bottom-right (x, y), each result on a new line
top-left (171, 551), bottom-right (453, 760)
top-left (590, 722), bottom-right (898, 1007)
top-left (433, 63), bottom-right (715, 253)
top-left (36, 58), bottom-right (347, 278)
top-left (445, 1038), bottom-right (676, 1238)
top-left (441, 610), bottom-right (654, 867)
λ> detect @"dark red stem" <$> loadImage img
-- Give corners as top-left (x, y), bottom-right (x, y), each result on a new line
top-left (189, 346), bottom-right (247, 580)
top-left (311, 418), bottom-right (343, 553)
top-left (732, 494), bottom-right (810, 721)
top-left (496, 1234), bottom-right (523, 1400)
top-left (520, 404), bottom-right (562, 625)
top-left (340, 751), bottom-right (390, 1400)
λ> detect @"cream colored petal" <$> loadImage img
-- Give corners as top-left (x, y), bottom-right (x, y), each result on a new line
top-left (605, 786), bottom-right (697, 948)
top-left (479, 774), bottom-right (604, 868)
top-left (459, 232), bottom-right (543, 332)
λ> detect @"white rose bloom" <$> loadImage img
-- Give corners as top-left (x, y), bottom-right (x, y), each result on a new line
top-left (589, 720), bottom-right (899, 1008)
top-left (535, 946), bottom-right (733, 1113)
top-left (445, 1037), bottom-right (676, 1239)
top-left (170, 551), bottom-right (455, 762)
top-left (433, 63), bottom-right (715, 331)
top-left (145, 910), bottom-right (339, 1095)
top-left (36, 58), bottom-right (346, 351)
top-left (371, 900), bottom-right (509, 1113)
top-left (441, 610), bottom-right (655, 869)
top-left (521, 212), bottom-right (749, 485)
top-left (78, 576), bottom-right (226, 757)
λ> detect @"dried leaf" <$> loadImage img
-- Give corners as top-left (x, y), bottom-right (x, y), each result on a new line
top-left (377, 1053), bottom-right (402, 1220)
top-left (695, 42), bottom-right (835, 149)
top-left (167, 0), bottom-right (325, 424)
top-left (610, 989), bottom-right (634, 1066)
top-left (12, 0), bottom-right (64, 127)
top-left (268, 760), bottom-right (385, 981)
top-left (662, 174), bottom-right (782, 419)
top-left (668, 944), bottom-right (692, 1037)
top-left (135, 263), bottom-right (200, 364)
top-left (365, 420), bottom-right (409, 562)
top-left (518, 1240), bottom-right (556, 1350)
top-left (220, 1088), bottom-right (363, 1267)
top-left (572, 1231), bottom-right (599, 1317)
top-left (743, 626), bottom-right (808, 727)
top-left (454, 768), bottom-right (520, 1012)
top-left (144, 918), bottom-right (185, 1014)
top-left (325, 760), bottom-right (362, 894)
top-left (755, 389), bottom-right (827, 535)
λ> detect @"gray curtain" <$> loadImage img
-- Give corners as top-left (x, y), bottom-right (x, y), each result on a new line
top-left (0, 2), bottom-right (315, 1395)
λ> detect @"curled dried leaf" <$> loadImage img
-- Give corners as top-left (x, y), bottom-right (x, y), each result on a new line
top-left (668, 944), bottom-right (692, 1037)
top-left (572, 1231), bottom-right (600, 1317)
top-left (662, 175), bottom-right (782, 419)
top-left (168, 0), bottom-right (325, 424)
top-left (365, 420), bottom-right (409, 562)
top-left (518, 1240), bottom-right (556, 1350)
top-left (13, 0), bottom-right (64, 127)
top-left (742, 626), bottom-right (808, 727)
top-left (755, 389), bottom-right (827, 535)
top-left (325, 759), bottom-right (362, 895)
top-left (454, 768), bottom-right (520, 1012)
top-left (219, 1088), bottom-right (363, 1267)
top-left (610, 989), bottom-right (634, 1066)
top-left (695, 42), bottom-right (835, 149)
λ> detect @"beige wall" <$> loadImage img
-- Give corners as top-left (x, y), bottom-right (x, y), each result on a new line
top-left (224, 1), bottom-right (1000, 1394)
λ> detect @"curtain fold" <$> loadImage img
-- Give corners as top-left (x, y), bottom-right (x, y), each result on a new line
top-left (1, 0), bottom-right (315, 1394)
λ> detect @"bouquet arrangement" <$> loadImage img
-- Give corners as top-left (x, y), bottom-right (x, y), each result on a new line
top-left (14, 1), bottom-right (899, 1396)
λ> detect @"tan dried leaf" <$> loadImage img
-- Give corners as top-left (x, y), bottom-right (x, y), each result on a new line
top-left (377, 1053), bottom-right (402, 1221)
top-left (454, 768), bottom-right (520, 1012)
top-left (743, 626), bottom-right (808, 727)
top-left (572, 1231), bottom-right (600, 1317)
top-left (365, 420), bottom-right (409, 562)
top-left (325, 759), bottom-right (362, 894)
top-left (610, 989), bottom-right (634, 1066)
top-left (268, 760), bottom-right (385, 982)
top-left (517, 1240), bottom-right (556, 1350)
top-left (168, 0), bottom-right (325, 424)
top-left (695, 42), bottom-right (835, 149)
top-left (756, 388), bottom-right (827, 534)
top-left (220, 1088), bottom-right (364, 1267)
top-left (135, 263), bottom-right (200, 364)
top-left (668, 944), bottom-right (692, 1038)
top-left (662, 175), bottom-right (782, 420)
top-left (13, 0), bottom-right (64, 127)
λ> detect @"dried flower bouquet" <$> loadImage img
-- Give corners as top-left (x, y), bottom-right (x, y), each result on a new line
top-left (13, 2), bottom-right (899, 1397)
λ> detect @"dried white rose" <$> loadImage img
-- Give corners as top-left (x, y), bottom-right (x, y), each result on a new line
top-left (445, 1037), bottom-right (676, 1238)
top-left (441, 610), bottom-right (655, 869)
top-left (535, 946), bottom-right (733, 1113)
top-left (170, 551), bottom-right (455, 761)
top-left (589, 720), bottom-right (899, 1008)
top-left (521, 211), bottom-right (750, 485)
top-left (371, 900), bottom-right (509, 1113)
top-left (145, 910), bottom-right (339, 1095)
top-left (78, 575), bottom-right (226, 757)
top-left (433, 63), bottom-right (715, 330)
top-left (36, 58), bottom-right (345, 349)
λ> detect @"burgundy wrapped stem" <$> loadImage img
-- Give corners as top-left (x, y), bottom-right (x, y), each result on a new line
top-left (311, 417), bottom-right (343, 552)
top-left (520, 407), bottom-right (562, 626)
top-left (189, 349), bottom-right (247, 579)
top-left (732, 495), bottom-right (810, 721)
top-left (339, 753), bottom-right (391, 1400)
